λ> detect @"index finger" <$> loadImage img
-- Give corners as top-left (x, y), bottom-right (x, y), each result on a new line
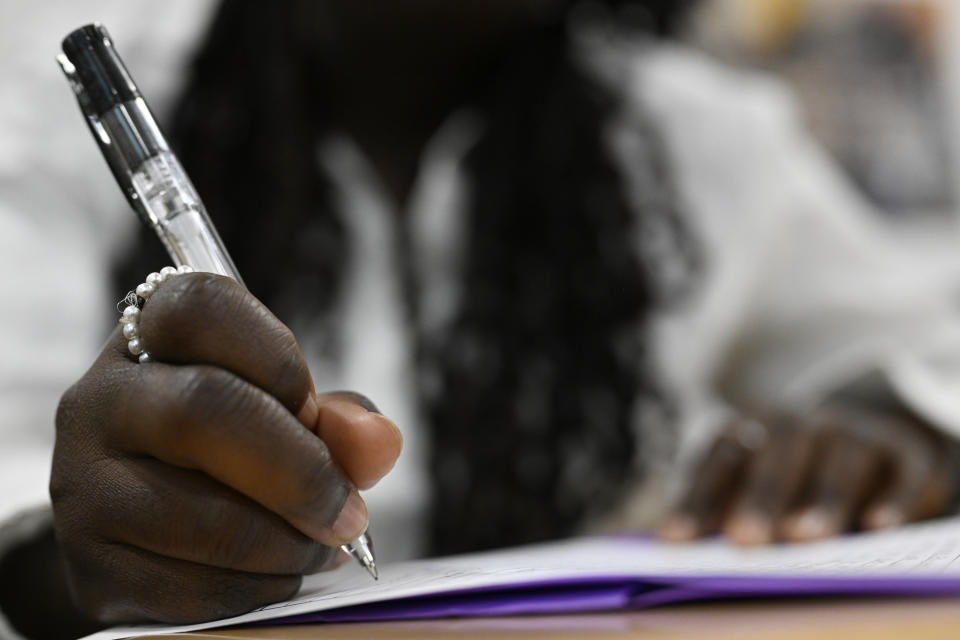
top-left (659, 423), bottom-right (754, 541)
top-left (117, 272), bottom-right (314, 419)
top-left (105, 361), bottom-right (367, 547)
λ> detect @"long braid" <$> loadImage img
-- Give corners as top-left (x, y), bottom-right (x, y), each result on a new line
top-left (425, 21), bottom-right (665, 553)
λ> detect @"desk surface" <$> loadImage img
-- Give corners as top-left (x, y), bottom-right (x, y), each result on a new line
top-left (133, 598), bottom-right (960, 640)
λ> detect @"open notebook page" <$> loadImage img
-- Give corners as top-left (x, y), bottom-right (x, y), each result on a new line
top-left (83, 514), bottom-right (960, 640)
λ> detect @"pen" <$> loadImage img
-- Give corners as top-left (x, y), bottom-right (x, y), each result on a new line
top-left (57, 23), bottom-right (378, 581)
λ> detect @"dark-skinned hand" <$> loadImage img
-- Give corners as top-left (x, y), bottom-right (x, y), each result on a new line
top-left (51, 273), bottom-right (403, 624)
top-left (660, 406), bottom-right (956, 545)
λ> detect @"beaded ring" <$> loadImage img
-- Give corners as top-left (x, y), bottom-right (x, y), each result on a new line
top-left (118, 265), bottom-right (194, 363)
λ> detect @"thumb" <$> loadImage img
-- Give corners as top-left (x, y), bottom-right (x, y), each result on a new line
top-left (307, 391), bottom-right (403, 491)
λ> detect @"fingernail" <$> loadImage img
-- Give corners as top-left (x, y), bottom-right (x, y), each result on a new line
top-left (787, 508), bottom-right (831, 541)
top-left (864, 504), bottom-right (904, 530)
top-left (332, 491), bottom-right (368, 542)
top-left (727, 512), bottom-right (773, 546)
top-left (660, 515), bottom-right (698, 542)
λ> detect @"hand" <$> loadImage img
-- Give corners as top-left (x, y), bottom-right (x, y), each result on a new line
top-left (51, 273), bottom-right (402, 624)
top-left (659, 406), bottom-right (956, 545)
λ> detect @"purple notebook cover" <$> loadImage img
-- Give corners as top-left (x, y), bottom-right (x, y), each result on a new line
top-left (265, 574), bottom-right (960, 625)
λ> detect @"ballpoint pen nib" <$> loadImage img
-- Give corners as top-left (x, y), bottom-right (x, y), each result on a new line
top-left (364, 558), bottom-right (379, 581)
top-left (341, 531), bottom-right (379, 581)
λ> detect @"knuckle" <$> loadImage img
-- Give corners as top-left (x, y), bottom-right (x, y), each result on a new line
top-left (51, 384), bottom-right (118, 513)
top-left (54, 377), bottom-right (109, 441)
top-left (141, 272), bottom-right (244, 343)
top-left (56, 356), bottom-right (141, 445)
top-left (49, 466), bottom-right (89, 521)
top-left (48, 468), bottom-right (69, 508)
top-left (55, 382), bottom-right (84, 433)
top-left (153, 272), bottom-right (239, 316)
top-left (266, 330), bottom-right (312, 408)
top-left (172, 366), bottom-right (249, 425)
top-left (51, 460), bottom-right (120, 542)
top-left (151, 366), bottom-right (254, 450)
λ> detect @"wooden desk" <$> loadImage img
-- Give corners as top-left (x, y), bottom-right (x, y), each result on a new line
top-left (134, 598), bottom-right (960, 640)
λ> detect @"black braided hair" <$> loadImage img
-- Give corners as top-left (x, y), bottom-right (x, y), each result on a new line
top-left (424, 11), bottom-right (700, 553)
top-left (114, 0), bottom-right (699, 554)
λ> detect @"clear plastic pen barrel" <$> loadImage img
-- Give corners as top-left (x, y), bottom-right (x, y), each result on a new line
top-left (130, 151), bottom-right (244, 284)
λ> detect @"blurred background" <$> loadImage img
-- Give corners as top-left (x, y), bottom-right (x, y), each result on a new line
top-left (683, 0), bottom-right (960, 221)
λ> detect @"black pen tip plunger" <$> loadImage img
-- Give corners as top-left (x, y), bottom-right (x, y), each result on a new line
top-left (61, 23), bottom-right (140, 118)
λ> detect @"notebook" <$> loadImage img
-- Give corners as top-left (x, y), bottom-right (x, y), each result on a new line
top-left (84, 515), bottom-right (960, 640)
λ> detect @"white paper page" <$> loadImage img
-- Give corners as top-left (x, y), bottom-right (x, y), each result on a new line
top-left (83, 515), bottom-right (960, 640)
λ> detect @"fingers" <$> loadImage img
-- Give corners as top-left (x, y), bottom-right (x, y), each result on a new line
top-left (860, 418), bottom-right (953, 530)
top-left (781, 421), bottom-right (885, 542)
top-left (659, 407), bottom-right (956, 547)
top-left (314, 393), bottom-right (403, 491)
top-left (659, 422), bottom-right (754, 541)
top-left (724, 416), bottom-right (817, 546)
top-left (103, 362), bottom-right (367, 547)
top-left (112, 274), bottom-right (403, 491)
top-left (860, 464), bottom-right (949, 531)
top-left (120, 272), bottom-right (315, 418)
top-left (61, 538), bottom-right (301, 625)
top-left (66, 457), bottom-right (338, 575)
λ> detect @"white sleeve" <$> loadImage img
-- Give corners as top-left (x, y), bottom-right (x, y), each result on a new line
top-left (612, 44), bottom-right (960, 445)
